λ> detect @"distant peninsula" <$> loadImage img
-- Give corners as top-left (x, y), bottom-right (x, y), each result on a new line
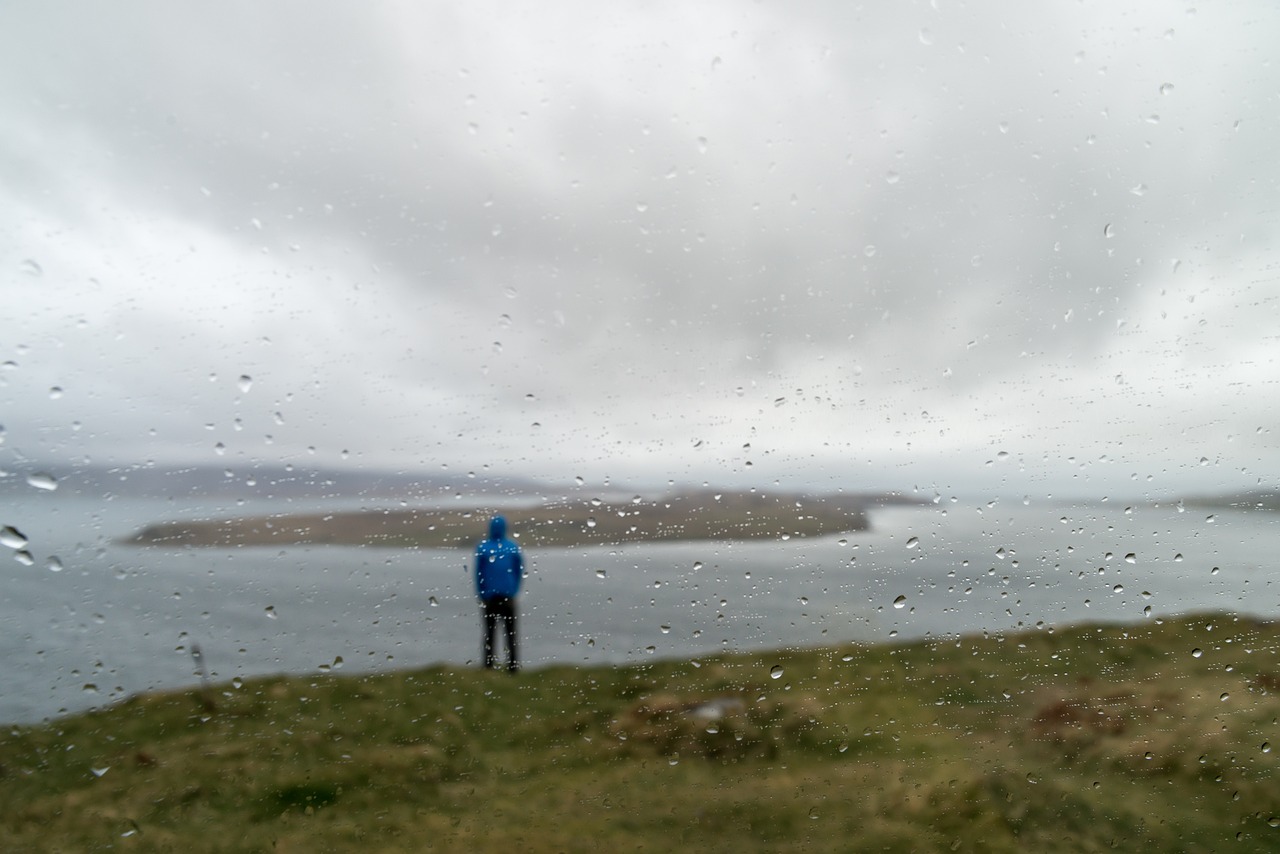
top-left (123, 490), bottom-right (928, 549)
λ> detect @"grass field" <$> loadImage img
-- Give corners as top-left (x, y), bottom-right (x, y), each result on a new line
top-left (3, 613), bottom-right (1278, 852)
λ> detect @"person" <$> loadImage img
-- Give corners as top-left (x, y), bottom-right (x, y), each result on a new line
top-left (474, 515), bottom-right (523, 672)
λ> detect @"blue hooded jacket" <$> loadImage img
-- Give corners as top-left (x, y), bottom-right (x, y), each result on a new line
top-left (474, 515), bottom-right (523, 600)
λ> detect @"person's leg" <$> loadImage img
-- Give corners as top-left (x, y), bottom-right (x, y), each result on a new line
top-left (502, 597), bottom-right (519, 673)
top-left (482, 600), bottom-right (497, 669)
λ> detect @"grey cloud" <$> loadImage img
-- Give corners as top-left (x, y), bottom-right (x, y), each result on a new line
top-left (2, 1), bottom-right (1277, 494)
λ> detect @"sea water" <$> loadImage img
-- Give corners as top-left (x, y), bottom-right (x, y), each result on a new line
top-left (1, 492), bottom-right (1274, 723)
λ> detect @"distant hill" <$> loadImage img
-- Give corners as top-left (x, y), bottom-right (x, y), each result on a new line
top-left (1175, 489), bottom-right (1280, 512)
top-left (0, 462), bottom-right (551, 501)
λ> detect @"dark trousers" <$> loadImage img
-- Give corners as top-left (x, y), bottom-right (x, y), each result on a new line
top-left (481, 595), bottom-right (518, 672)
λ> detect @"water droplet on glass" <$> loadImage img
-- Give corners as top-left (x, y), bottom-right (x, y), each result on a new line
top-left (892, 595), bottom-right (907, 609)
top-left (595, 569), bottom-right (606, 579)
top-left (635, 201), bottom-right (649, 213)
top-left (918, 28), bottom-right (934, 45)
top-left (1191, 648), bottom-right (1203, 658)
top-left (264, 605), bottom-right (277, 619)
top-left (45, 556), bottom-right (63, 572)
top-left (237, 375), bottom-right (252, 392)
top-left (660, 624), bottom-right (670, 634)
top-left (14, 550), bottom-right (34, 566)
top-left (905, 537), bottom-right (919, 550)
top-left (1103, 223), bottom-right (1115, 238)
top-left (1112, 583), bottom-right (1123, 593)
top-left (1210, 566), bottom-right (1220, 575)
top-left (697, 136), bottom-right (708, 154)
top-left (770, 665), bottom-right (784, 679)
top-left (1124, 553), bottom-right (1136, 564)
top-left (693, 561), bottom-right (703, 571)
top-left (885, 170), bottom-right (900, 185)
top-left (428, 596), bottom-right (439, 607)
top-left (91, 766), bottom-right (110, 778)
top-left (586, 517), bottom-right (597, 528)
top-left (1159, 82), bottom-right (1174, 95)
top-left (863, 244), bottom-right (877, 257)
top-left (49, 386), bottom-right (64, 399)
top-left (1, 526), bottom-right (29, 549)
top-left (26, 472), bottom-right (58, 491)
top-left (1219, 692), bottom-right (1229, 702)
top-left (20, 258), bottom-right (43, 276)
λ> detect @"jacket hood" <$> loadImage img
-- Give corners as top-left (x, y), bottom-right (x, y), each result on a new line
top-left (488, 515), bottom-right (507, 540)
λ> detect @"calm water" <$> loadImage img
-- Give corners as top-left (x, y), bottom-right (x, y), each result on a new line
top-left (2, 492), bottom-right (1276, 723)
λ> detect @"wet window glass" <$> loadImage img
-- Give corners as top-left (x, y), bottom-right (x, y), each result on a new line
top-left (3, 2), bottom-right (1278, 849)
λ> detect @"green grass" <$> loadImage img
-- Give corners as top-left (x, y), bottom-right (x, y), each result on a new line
top-left (3, 613), bottom-right (1278, 852)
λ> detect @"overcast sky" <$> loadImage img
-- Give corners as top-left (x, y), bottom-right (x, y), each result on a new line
top-left (2, 1), bottom-right (1277, 498)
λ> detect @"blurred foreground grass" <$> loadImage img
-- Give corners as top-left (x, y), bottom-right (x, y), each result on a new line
top-left (3, 613), bottom-right (1278, 852)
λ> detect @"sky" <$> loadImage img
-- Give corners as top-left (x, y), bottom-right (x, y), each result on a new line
top-left (2, 1), bottom-right (1277, 499)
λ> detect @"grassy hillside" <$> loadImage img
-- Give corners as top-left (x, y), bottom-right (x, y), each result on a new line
top-left (3, 613), bottom-right (1278, 852)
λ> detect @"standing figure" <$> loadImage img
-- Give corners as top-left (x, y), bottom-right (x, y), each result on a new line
top-left (474, 515), bottom-right (523, 672)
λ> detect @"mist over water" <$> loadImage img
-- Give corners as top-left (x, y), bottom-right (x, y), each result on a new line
top-left (2, 495), bottom-right (1273, 724)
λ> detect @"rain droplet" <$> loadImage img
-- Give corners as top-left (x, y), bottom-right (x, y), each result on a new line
top-left (1219, 692), bottom-right (1229, 702)
top-left (1112, 583), bottom-right (1123, 593)
top-left (1191, 648), bottom-right (1202, 658)
top-left (892, 595), bottom-right (907, 609)
top-left (863, 244), bottom-right (877, 257)
top-left (49, 386), bottom-right (64, 399)
top-left (27, 472), bottom-right (57, 491)
top-left (635, 201), bottom-right (649, 213)
top-left (1103, 223), bottom-right (1115, 238)
top-left (264, 605), bottom-right (277, 619)
top-left (884, 170), bottom-right (900, 185)
top-left (428, 596), bottom-right (439, 607)
top-left (0, 526), bottom-right (29, 549)
top-left (1124, 553), bottom-right (1136, 564)
top-left (770, 665), bottom-right (784, 679)
top-left (905, 537), bottom-right (919, 549)
top-left (1159, 82), bottom-right (1174, 95)
top-left (20, 259), bottom-right (43, 276)
top-left (595, 569), bottom-right (606, 579)
top-left (14, 550), bottom-right (34, 566)
top-left (237, 375), bottom-right (252, 392)
top-left (918, 28), bottom-right (934, 45)
top-left (660, 624), bottom-right (670, 634)
top-left (90, 766), bottom-right (110, 778)
top-left (45, 556), bottom-right (63, 572)
top-left (693, 561), bottom-right (703, 571)
top-left (586, 517), bottom-right (597, 528)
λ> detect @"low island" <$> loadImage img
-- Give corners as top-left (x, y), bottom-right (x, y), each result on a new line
top-left (124, 489), bottom-right (925, 549)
